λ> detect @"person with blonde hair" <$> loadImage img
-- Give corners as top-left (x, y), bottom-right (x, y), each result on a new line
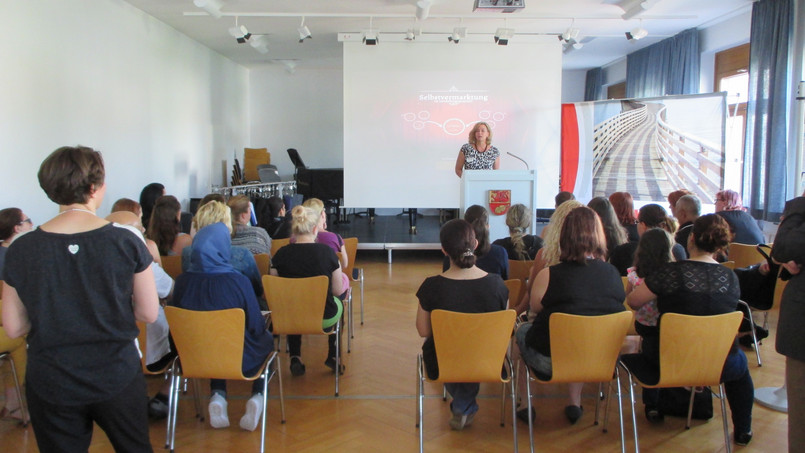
top-left (493, 203), bottom-right (544, 260)
top-left (300, 198), bottom-right (350, 295)
top-left (181, 201), bottom-right (263, 301)
top-left (271, 206), bottom-right (345, 376)
top-left (227, 195), bottom-right (271, 255)
top-left (454, 122), bottom-right (500, 177)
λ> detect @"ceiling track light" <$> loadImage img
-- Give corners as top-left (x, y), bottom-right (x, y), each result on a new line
top-left (404, 28), bottom-right (416, 41)
top-left (494, 27), bottom-right (514, 45)
top-left (363, 17), bottom-right (379, 45)
top-left (229, 17), bottom-right (250, 43)
top-left (625, 19), bottom-right (648, 40)
top-left (193, 0), bottom-right (224, 19)
top-left (298, 17), bottom-right (311, 43)
top-left (415, 0), bottom-right (433, 21)
top-left (448, 26), bottom-right (466, 44)
top-left (618, 0), bottom-right (660, 20)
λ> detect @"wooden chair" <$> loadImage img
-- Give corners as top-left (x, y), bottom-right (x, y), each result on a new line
top-left (254, 253), bottom-right (270, 276)
top-left (269, 238), bottom-right (291, 258)
top-left (0, 284), bottom-right (29, 427)
top-left (522, 311), bottom-right (633, 453)
top-left (619, 311), bottom-right (743, 453)
top-left (620, 277), bottom-right (638, 336)
top-left (262, 275), bottom-right (343, 396)
top-left (727, 242), bottom-right (766, 268)
top-left (416, 309), bottom-right (518, 453)
top-left (503, 279), bottom-right (522, 310)
top-left (740, 266), bottom-right (789, 367)
top-left (508, 259), bottom-right (533, 303)
top-left (161, 255), bottom-right (183, 280)
top-left (343, 237), bottom-right (364, 327)
top-left (164, 307), bottom-right (284, 453)
top-left (721, 260), bottom-right (736, 270)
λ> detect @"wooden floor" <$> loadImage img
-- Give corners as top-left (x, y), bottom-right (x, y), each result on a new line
top-left (0, 250), bottom-right (789, 452)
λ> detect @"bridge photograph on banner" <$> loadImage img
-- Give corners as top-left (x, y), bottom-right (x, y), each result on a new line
top-left (561, 93), bottom-right (728, 205)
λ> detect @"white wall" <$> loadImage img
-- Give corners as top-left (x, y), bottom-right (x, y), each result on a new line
top-left (249, 65), bottom-right (344, 180)
top-left (561, 70), bottom-right (587, 103)
top-left (0, 0), bottom-right (249, 222)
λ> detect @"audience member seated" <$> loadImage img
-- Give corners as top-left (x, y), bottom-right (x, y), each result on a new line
top-left (147, 195), bottom-right (192, 256)
top-left (515, 206), bottom-right (625, 425)
top-left (3, 146), bottom-right (158, 450)
top-left (667, 189), bottom-right (692, 214)
top-left (517, 200), bottom-right (584, 314)
top-left (416, 219), bottom-right (509, 430)
top-left (270, 206), bottom-right (345, 376)
top-left (0, 207), bottom-right (33, 424)
top-left (301, 198), bottom-right (349, 296)
top-left (261, 196), bottom-right (291, 240)
top-left (609, 204), bottom-right (686, 276)
top-left (172, 222), bottom-right (274, 431)
top-left (555, 191), bottom-right (576, 207)
top-left (626, 214), bottom-right (754, 446)
top-left (189, 193), bottom-right (226, 236)
top-left (610, 191), bottom-right (640, 242)
top-left (492, 203), bottom-right (544, 260)
top-left (139, 182), bottom-right (165, 234)
top-left (111, 197), bottom-right (162, 265)
top-left (444, 205), bottom-right (508, 280)
top-left (715, 189), bottom-right (765, 245)
top-left (673, 194), bottom-right (701, 257)
top-left (106, 210), bottom-right (175, 420)
top-left (587, 197), bottom-right (628, 259)
top-left (228, 195), bottom-right (272, 255)
top-left (181, 201), bottom-right (263, 301)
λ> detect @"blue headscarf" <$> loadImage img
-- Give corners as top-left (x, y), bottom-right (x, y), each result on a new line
top-left (188, 222), bottom-right (234, 274)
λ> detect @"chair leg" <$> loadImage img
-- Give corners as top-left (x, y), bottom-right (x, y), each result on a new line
top-left (193, 379), bottom-right (204, 421)
top-left (165, 361), bottom-right (178, 449)
top-left (334, 323), bottom-right (341, 397)
top-left (500, 381), bottom-right (506, 427)
top-left (739, 301), bottom-right (762, 366)
top-left (621, 365), bottom-right (640, 453)
top-left (417, 355), bottom-right (425, 453)
top-left (169, 371), bottom-right (181, 453)
top-left (5, 356), bottom-right (28, 427)
top-left (615, 371), bottom-right (627, 453)
top-left (686, 387), bottom-right (696, 429)
top-left (718, 384), bottom-right (732, 453)
top-left (260, 361), bottom-right (271, 453)
top-left (359, 271), bottom-right (365, 325)
top-left (510, 371), bottom-right (519, 453)
top-left (347, 288), bottom-right (354, 352)
top-left (275, 355), bottom-right (286, 423)
top-left (525, 366), bottom-right (535, 453)
top-left (601, 380), bottom-right (611, 430)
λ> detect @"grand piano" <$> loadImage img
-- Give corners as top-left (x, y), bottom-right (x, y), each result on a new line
top-left (288, 148), bottom-right (346, 222)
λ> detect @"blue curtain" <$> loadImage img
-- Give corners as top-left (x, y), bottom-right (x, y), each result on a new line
top-left (625, 28), bottom-right (699, 98)
top-left (743, 0), bottom-right (792, 221)
top-left (584, 67), bottom-right (603, 101)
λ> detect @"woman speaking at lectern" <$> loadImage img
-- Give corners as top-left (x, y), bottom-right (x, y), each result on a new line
top-left (454, 122), bottom-right (501, 177)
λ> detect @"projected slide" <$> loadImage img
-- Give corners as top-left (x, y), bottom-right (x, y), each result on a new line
top-left (343, 40), bottom-right (562, 209)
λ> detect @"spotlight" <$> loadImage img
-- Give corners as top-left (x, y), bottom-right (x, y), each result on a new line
top-left (494, 28), bottom-right (514, 45)
top-left (561, 28), bottom-right (580, 42)
top-left (416, 0), bottom-right (433, 21)
top-left (229, 24), bottom-right (251, 43)
top-left (625, 27), bottom-right (648, 40)
top-left (298, 17), bottom-right (311, 43)
top-left (448, 27), bottom-right (467, 44)
top-left (363, 30), bottom-right (379, 45)
top-left (404, 29), bottom-right (416, 41)
top-left (193, 0), bottom-right (224, 19)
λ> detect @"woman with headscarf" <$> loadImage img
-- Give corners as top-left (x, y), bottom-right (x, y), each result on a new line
top-left (172, 222), bottom-right (274, 432)
top-left (714, 189), bottom-right (764, 245)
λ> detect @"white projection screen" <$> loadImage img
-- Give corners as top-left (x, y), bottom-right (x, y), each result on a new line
top-left (343, 39), bottom-right (562, 209)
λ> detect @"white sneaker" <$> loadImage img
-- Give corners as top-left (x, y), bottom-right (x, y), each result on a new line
top-left (239, 394), bottom-right (264, 432)
top-left (208, 393), bottom-right (230, 428)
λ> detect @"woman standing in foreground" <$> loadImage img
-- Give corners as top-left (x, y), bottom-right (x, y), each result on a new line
top-left (2, 146), bottom-right (159, 452)
top-left (454, 122), bottom-right (500, 177)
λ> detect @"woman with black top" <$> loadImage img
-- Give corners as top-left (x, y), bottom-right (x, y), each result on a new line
top-left (492, 203), bottom-right (544, 260)
top-left (609, 204), bottom-right (686, 276)
top-left (444, 205), bottom-right (508, 279)
top-left (417, 219), bottom-right (509, 431)
top-left (587, 196), bottom-right (628, 259)
top-left (609, 191), bottom-right (639, 242)
top-left (627, 214), bottom-right (754, 446)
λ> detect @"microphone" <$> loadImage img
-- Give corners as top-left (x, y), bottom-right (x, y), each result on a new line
top-left (507, 152), bottom-right (530, 170)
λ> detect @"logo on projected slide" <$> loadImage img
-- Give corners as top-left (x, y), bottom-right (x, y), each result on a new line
top-left (488, 190), bottom-right (511, 216)
top-left (402, 110), bottom-right (506, 136)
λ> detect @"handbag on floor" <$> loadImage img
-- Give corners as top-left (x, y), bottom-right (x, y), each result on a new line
top-left (658, 387), bottom-right (713, 420)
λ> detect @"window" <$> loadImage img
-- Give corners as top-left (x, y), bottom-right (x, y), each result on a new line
top-left (714, 43), bottom-right (750, 192)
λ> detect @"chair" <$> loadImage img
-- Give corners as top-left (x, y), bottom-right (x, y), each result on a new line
top-left (244, 147), bottom-right (271, 182)
top-left (727, 243), bottom-right (766, 268)
top-left (164, 307), bottom-right (284, 453)
top-left (343, 238), bottom-right (365, 334)
top-left (522, 311), bottom-right (633, 453)
top-left (416, 309), bottom-right (518, 453)
top-left (503, 279), bottom-right (522, 309)
top-left (739, 266), bottom-right (789, 366)
top-left (508, 260), bottom-right (533, 303)
top-left (619, 311), bottom-right (743, 453)
top-left (270, 238), bottom-right (291, 259)
top-left (620, 277), bottom-right (638, 336)
top-left (161, 255), bottom-right (183, 280)
top-left (254, 253), bottom-right (270, 276)
top-left (721, 260), bottom-right (736, 270)
top-left (0, 287), bottom-right (28, 427)
top-left (262, 275), bottom-right (343, 396)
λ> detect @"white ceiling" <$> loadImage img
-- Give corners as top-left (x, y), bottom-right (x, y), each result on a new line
top-left (121, 0), bottom-right (754, 70)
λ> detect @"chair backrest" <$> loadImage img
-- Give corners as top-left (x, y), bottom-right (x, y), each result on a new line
top-left (727, 243), bottom-right (765, 268)
top-left (620, 277), bottom-right (638, 335)
top-left (721, 260), bottom-right (736, 270)
top-left (657, 311), bottom-right (742, 387)
top-left (164, 306), bottom-right (247, 380)
top-left (508, 259), bottom-right (533, 282)
top-left (503, 279), bottom-right (522, 308)
top-left (431, 309), bottom-right (516, 383)
top-left (254, 253), bottom-right (270, 275)
top-left (161, 255), bottom-right (183, 280)
top-left (547, 311), bottom-right (633, 382)
top-left (270, 238), bottom-right (291, 259)
top-left (262, 275), bottom-right (329, 335)
top-left (244, 147), bottom-right (270, 182)
top-left (342, 237), bottom-right (358, 279)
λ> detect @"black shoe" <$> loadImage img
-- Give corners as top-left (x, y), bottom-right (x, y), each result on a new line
top-left (516, 407), bottom-right (536, 424)
top-left (324, 356), bottom-right (345, 375)
top-left (644, 405), bottom-right (664, 423)
top-left (739, 335), bottom-right (756, 348)
top-left (564, 405), bottom-right (583, 424)
top-left (734, 431), bottom-right (753, 446)
top-left (290, 357), bottom-right (306, 376)
top-left (754, 325), bottom-right (769, 341)
top-left (148, 394), bottom-right (169, 420)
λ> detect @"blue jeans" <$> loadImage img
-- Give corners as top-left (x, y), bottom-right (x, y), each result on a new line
top-left (445, 383), bottom-right (479, 416)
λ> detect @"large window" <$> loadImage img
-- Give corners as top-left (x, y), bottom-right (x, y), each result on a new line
top-left (714, 43), bottom-right (750, 192)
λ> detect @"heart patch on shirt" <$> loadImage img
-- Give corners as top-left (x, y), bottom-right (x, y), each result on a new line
top-left (68, 244), bottom-right (79, 254)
